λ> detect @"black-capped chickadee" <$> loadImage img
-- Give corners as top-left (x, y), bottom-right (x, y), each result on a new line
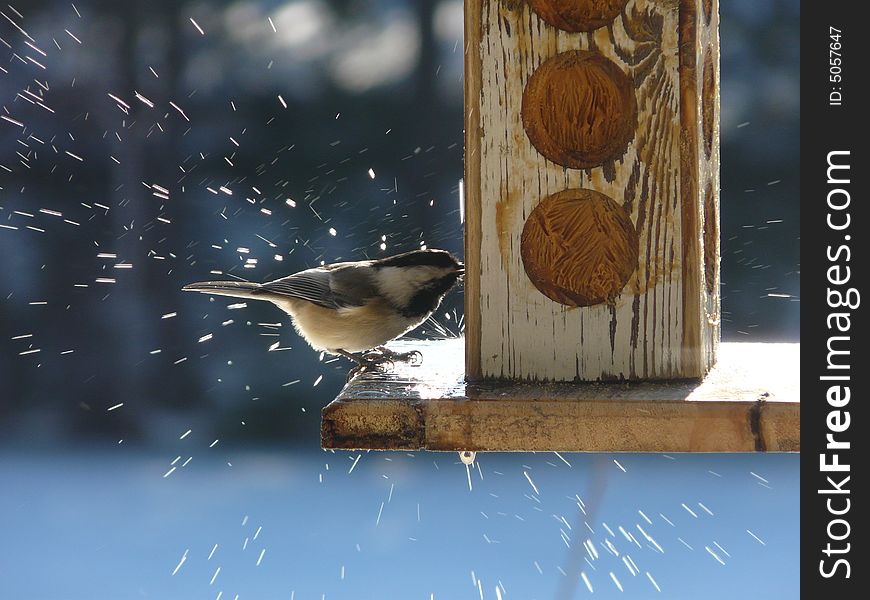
top-left (183, 249), bottom-right (463, 375)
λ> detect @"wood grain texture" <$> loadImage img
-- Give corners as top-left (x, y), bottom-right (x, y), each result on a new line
top-left (463, 0), bottom-right (483, 378)
top-left (520, 188), bottom-right (638, 306)
top-left (678, 0), bottom-right (703, 376)
top-left (465, 0), bottom-right (719, 381)
top-left (703, 181), bottom-right (717, 295)
top-left (679, 0), bottom-right (720, 375)
top-left (527, 0), bottom-right (631, 32)
top-left (321, 339), bottom-right (800, 452)
top-left (702, 44), bottom-right (715, 159)
top-left (699, 1), bottom-right (721, 370)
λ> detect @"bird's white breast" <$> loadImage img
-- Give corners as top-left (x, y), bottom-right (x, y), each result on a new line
top-left (275, 298), bottom-right (419, 353)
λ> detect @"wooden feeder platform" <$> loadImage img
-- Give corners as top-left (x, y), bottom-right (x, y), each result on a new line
top-left (321, 339), bottom-right (799, 453)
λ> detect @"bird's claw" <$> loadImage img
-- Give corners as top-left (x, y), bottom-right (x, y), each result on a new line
top-left (399, 350), bottom-right (424, 365)
top-left (344, 348), bottom-right (424, 381)
top-left (375, 347), bottom-right (424, 365)
top-left (346, 355), bottom-right (394, 382)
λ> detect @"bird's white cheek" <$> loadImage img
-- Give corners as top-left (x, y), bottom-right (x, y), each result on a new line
top-left (377, 266), bottom-right (443, 307)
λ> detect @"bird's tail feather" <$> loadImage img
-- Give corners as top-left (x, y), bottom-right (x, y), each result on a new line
top-left (182, 280), bottom-right (263, 299)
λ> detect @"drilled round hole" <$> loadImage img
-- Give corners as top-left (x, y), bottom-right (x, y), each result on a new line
top-left (527, 0), bottom-right (629, 32)
top-left (522, 50), bottom-right (637, 169)
top-left (521, 189), bottom-right (638, 307)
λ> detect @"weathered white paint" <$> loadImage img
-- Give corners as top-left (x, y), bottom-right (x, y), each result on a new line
top-left (471, 0), bottom-right (718, 381)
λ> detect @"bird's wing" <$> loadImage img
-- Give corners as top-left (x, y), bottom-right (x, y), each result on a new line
top-left (260, 265), bottom-right (375, 309)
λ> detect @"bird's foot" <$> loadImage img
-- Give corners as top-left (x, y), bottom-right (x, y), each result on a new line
top-left (337, 347), bottom-right (422, 382)
top-left (374, 346), bottom-right (424, 365)
top-left (346, 357), bottom-right (393, 382)
top-left (337, 349), bottom-right (395, 382)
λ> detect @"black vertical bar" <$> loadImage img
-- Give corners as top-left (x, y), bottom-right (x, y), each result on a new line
top-left (802, 1), bottom-right (865, 594)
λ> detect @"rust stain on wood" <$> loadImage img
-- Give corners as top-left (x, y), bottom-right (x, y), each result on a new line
top-left (527, 0), bottom-right (630, 32)
top-left (627, 247), bottom-right (677, 297)
top-left (521, 188), bottom-right (638, 306)
top-left (748, 394), bottom-right (769, 452)
top-left (494, 196), bottom-right (516, 273)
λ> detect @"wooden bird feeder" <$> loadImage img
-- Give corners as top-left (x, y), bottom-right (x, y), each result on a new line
top-left (322, 0), bottom-right (800, 452)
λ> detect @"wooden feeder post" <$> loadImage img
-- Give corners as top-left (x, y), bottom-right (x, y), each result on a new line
top-left (464, 0), bottom-right (721, 381)
top-left (321, 0), bottom-right (799, 453)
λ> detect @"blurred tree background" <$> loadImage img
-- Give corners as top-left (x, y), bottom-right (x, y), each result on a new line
top-left (0, 0), bottom-right (799, 447)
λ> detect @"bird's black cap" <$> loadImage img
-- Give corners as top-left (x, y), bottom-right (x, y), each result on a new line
top-left (375, 249), bottom-right (463, 271)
